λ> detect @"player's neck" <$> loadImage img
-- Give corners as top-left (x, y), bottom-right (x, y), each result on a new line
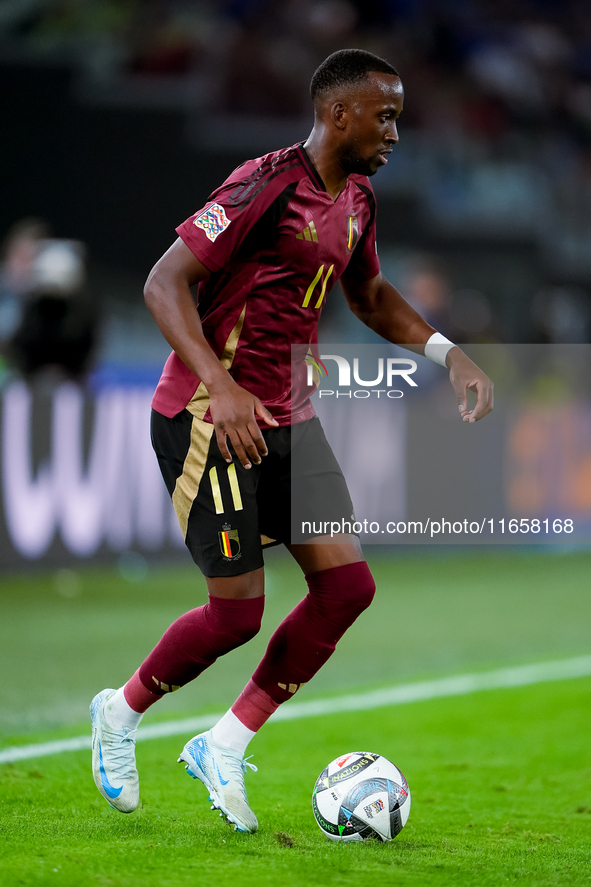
top-left (303, 132), bottom-right (348, 201)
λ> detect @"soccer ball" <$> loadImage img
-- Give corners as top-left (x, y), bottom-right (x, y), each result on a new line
top-left (312, 751), bottom-right (410, 842)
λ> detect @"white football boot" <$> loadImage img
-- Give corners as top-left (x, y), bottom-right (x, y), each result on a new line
top-left (90, 689), bottom-right (139, 813)
top-left (178, 730), bottom-right (258, 833)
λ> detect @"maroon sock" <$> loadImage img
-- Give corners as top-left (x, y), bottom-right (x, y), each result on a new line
top-left (124, 669), bottom-right (161, 713)
top-left (137, 594), bottom-right (264, 699)
top-left (250, 561), bottom-right (375, 708)
top-left (231, 678), bottom-right (280, 732)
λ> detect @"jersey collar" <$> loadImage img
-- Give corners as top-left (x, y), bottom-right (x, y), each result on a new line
top-left (297, 144), bottom-right (328, 192)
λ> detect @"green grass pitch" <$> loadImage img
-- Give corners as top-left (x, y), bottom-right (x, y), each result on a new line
top-left (1, 548), bottom-right (590, 886)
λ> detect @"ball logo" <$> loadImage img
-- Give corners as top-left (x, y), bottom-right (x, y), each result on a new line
top-left (363, 798), bottom-right (384, 819)
top-left (337, 754), bottom-right (354, 768)
top-left (327, 754), bottom-right (375, 786)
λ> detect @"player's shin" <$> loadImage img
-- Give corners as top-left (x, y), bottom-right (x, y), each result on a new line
top-left (137, 594), bottom-right (264, 697)
top-left (226, 562), bottom-right (375, 744)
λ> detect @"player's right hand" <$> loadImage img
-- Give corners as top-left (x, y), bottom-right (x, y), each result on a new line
top-left (209, 383), bottom-right (279, 468)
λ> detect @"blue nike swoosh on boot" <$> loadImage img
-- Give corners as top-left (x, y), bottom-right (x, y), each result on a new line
top-left (99, 744), bottom-right (123, 799)
top-left (217, 766), bottom-right (229, 786)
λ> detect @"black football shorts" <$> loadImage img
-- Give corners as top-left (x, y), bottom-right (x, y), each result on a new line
top-left (151, 410), bottom-right (355, 577)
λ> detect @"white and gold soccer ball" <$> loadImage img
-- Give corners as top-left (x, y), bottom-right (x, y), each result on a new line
top-left (312, 751), bottom-right (411, 842)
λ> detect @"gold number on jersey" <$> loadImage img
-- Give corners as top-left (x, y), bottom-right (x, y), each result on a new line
top-left (209, 464), bottom-right (244, 514)
top-left (302, 264), bottom-right (335, 309)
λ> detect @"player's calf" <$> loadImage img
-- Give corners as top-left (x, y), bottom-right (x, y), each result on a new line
top-left (253, 561), bottom-right (376, 705)
top-left (138, 594), bottom-right (265, 693)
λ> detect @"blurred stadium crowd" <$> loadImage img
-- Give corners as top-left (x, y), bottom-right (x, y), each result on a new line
top-left (1, 2), bottom-right (591, 568)
top-left (1, 0), bottom-right (590, 381)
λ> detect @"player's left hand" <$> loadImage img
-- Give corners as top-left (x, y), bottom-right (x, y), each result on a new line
top-left (446, 347), bottom-right (494, 423)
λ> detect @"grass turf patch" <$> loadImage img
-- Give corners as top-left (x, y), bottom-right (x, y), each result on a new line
top-left (1, 548), bottom-right (590, 884)
top-left (1, 677), bottom-right (590, 886)
top-left (1, 548), bottom-right (591, 738)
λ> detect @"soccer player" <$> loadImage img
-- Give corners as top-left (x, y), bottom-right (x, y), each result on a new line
top-left (91, 49), bottom-right (493, 833)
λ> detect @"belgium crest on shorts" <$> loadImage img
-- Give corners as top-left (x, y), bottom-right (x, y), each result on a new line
top-left (219, 523), bottom-right (241, 560)
top-left (346, 216), bottom-right (359, 252)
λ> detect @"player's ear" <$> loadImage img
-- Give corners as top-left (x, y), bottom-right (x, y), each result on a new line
top-left (330, 101), bottom-right (347, 130)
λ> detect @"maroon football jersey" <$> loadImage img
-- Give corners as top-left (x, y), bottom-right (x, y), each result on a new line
top-left (152, 143), bottom-right (380, 425)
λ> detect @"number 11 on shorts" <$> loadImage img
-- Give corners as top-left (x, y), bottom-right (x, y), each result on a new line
top-left (209, 464), bottom-right (244, 515)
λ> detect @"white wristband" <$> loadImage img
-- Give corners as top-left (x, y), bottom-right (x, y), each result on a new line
top-left (424, 332), bottom-right (455, 367)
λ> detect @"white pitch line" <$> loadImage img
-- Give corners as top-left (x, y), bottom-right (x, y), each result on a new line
top-left (1, 654), bottom-right (590, 766)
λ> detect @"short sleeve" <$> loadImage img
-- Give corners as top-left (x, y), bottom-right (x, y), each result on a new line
top-left (176, 163), bottom-right (278, 272)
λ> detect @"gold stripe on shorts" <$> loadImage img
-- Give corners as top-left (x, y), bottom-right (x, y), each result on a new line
top-left (176, 303), bottom-right (248, 534)
top-left (227, 463), bottom-right (243, 511)
top-left (209, 466), bottom-right (224, 514)
top-left (172, 417), bottom-right (215, 538)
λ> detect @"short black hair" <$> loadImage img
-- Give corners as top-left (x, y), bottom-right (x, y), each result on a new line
top-left (310, 49), bottom-right (399, 102)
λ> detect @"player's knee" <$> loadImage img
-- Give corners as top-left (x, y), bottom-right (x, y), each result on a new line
top-left (337, 561), bottom-right (376, 613)
top-left (233, 610), bottom-right (264, 644)
top-left (307, 561), bottom-right (375, 626)
top-left (207, 594), bottom-right (265, 649)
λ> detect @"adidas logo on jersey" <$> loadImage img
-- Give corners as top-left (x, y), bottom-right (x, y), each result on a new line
top-left (296, 220), bottom-right (318, 242)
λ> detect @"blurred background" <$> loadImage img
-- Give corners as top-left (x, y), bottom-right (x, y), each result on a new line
top-left (1, 0), bottom-right (591, 569)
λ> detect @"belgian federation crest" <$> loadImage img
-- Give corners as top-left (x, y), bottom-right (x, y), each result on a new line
top-left (219, 524), bottom-right (241, 560)
top-left (346, 216), bottom-right (359, 252)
